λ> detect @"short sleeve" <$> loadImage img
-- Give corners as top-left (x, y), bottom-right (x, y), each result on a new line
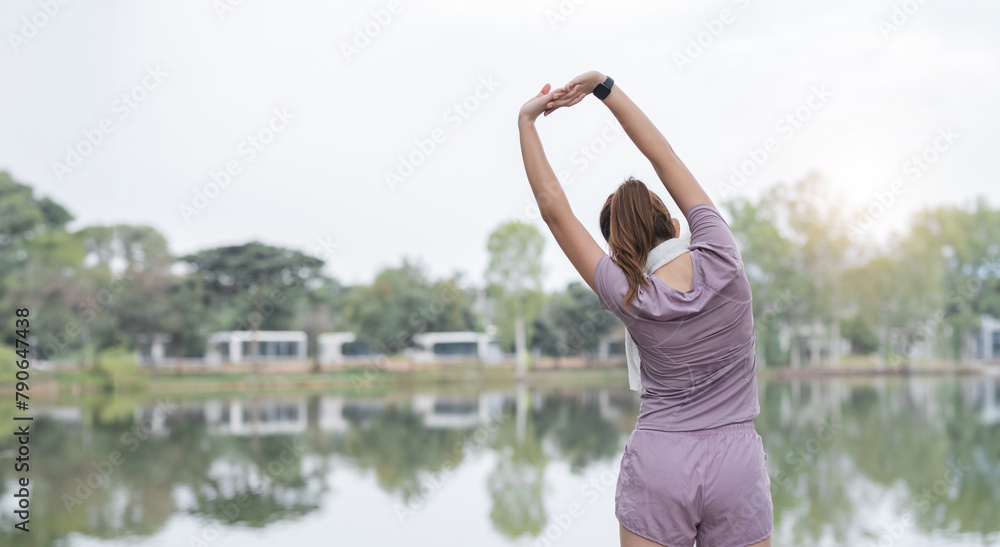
top-left (686, 204), bottom-right (743, 265)
top-left (593, 254), bottom-right (629, 316)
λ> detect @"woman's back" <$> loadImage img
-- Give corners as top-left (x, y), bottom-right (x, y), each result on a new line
top-left (593, 203), bottom-right (760, 431)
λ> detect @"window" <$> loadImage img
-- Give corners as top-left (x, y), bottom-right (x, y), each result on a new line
top-left (343, 341), bottom-right (372, 356)
top-left (433, 342), bottom-right (478, 356)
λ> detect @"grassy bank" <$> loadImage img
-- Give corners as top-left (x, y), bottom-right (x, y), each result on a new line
top-left (5, 358), bottom-right (992, 403)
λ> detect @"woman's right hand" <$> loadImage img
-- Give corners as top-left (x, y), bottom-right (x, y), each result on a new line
top-left (543, 70), bottom-right (606, 116)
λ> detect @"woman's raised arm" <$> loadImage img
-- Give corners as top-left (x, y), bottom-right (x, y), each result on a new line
top-left (518, 84), bottom-right (605, 292)
top-left (547, 72), bottom-right (713, 217)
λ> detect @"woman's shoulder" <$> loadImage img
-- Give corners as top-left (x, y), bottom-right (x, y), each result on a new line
top-left (685, 203), bottom-right (744, 269)
top-left (594, 253), bottom-right (711, 321)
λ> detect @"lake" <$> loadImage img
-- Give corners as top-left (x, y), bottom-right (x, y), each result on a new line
top-left (2, 377), bottom-right (999, 546)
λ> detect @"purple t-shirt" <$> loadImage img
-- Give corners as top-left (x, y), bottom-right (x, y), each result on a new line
top-left (593, 203), bottom-right (760, 431)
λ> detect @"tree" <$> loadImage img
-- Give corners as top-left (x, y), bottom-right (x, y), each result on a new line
top-left (532, 281), bottom-right (616, 358)
top-left (75, 225), bottom-right (182, 356)
top-left (726, 173), bottom-right (852, 367)
top-left (179, 242), bottom-right (327, 367)
top-left (340, 259), bottom-right (477, 356)
top-left (0, 171), bottom-right (79, 353)
top-left (0, 170), bottom-right (73, 283)
top-left (895, 199), bottom-right (1000, 360)
top-left (486, 221), bottom-right (545, 377)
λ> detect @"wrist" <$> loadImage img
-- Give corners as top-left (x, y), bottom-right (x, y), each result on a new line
top-left (591, 74), bottom-right (614, 101)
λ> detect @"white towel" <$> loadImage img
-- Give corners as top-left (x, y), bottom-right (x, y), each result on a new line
top-left (625, 237), bottom-right (691, 392)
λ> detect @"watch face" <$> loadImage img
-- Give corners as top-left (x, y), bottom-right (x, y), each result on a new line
top-left (595, 79), bottom-right (612, 99)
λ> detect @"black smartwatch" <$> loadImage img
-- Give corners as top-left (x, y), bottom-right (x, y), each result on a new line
top-left (592, 75), bottom-right (614, 100)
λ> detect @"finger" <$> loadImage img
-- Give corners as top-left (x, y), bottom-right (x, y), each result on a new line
top-left (565, 93), bottom-right (587, 107)
top-left (546, 93), bottom-right (583, 109)
top-left (546, 91), bottom-right (580, 108)
top-left (553, 84), bottom-right (584, 103)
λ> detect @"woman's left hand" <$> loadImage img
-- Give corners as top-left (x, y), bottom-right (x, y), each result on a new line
top-left (518, 83), bottom-right (558, 123)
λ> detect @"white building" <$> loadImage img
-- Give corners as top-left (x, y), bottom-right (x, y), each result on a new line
top-left (407, 331), bottom-right (502, 364)
top-left (203, 399), bottom-right (308, 436)
top-left (317, 332), bottom-right (384, 364)
top-left (205, 330), bottom-right (307, 365)
top-left (597, 332), bottom-right (627, 360)
top-left (974, 315), bottom-right (1000, 362)
top-left (411, 392), bottom-right (505, 429)
top-left (136, 333), bottom-right (202, 365)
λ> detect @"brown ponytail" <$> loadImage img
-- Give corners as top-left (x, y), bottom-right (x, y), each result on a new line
top-left (599, 178), bottom-right (676, 309)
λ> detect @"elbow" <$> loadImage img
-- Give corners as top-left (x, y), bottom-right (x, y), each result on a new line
top-left (535, 189), bottom-right (571, 226)
top-left (540, 208), bottom-right (570, 228)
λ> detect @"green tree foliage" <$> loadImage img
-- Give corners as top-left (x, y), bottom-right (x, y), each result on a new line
top-left (532, 281), bottom-right (617, 357)
top-left (3, 170), bottom-right (999, 368)
top-left (340, 259), bottom-right (478, 355)
top-left (486, 221), bottom-right (546, 371)
top-left (0, 170), bottom-right (73, 284)
top-left (727, 172), bottom-right (852, 367)
top-left (0, 172), bottom-right (83, 354)
top-left (180, 241), bottom-right (326, 333)
top-left (728, 173), bottom-right (1000, 366)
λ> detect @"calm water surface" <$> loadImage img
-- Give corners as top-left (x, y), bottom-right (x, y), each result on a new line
top-left (2, 377), bottom-right (999, 546)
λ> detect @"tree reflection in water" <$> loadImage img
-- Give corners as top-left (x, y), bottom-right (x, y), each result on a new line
top-left (0, 379), bottom-right (998, 546)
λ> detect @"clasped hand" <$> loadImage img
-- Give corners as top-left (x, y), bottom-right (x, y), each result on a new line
top-left (518, 70), bottom-right (606, 122)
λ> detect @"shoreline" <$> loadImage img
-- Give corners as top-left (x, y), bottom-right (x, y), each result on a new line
top-left (3, 361), bottom-right (996, 400)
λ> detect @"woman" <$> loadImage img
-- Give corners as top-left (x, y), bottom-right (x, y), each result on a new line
top-left (517, 71), bottom-right (773, 547)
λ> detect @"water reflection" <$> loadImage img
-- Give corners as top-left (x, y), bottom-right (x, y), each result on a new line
top-left (1, 378), bottom-right (999, 546)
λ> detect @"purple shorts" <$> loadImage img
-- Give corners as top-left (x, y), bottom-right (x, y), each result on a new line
top-left (615, 420), bottom-right (773, 547)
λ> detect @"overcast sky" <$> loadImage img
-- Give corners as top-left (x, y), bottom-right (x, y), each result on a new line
top-left (1, 0), bottom-right (997, 291)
